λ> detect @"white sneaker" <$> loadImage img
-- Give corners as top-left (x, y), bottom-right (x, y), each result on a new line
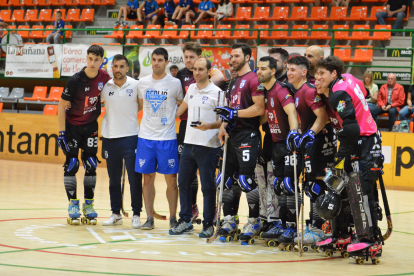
top-left (102, 214), bottom-right (123, 226)
top-left (132, 215), bottom-right (142, 229)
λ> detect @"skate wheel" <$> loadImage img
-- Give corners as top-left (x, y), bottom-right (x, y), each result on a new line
top-left (237, 229), bottom-right (241, 235)
top-left (342, 252), bottom-right (349, 258)
top-left (219, 236), bottom-right (226, 242)
top-left (196, 219), bottom-right (202, 224)
top-left (286, 245), bottom-right (293, 251)
top-left (234, 234), bottom-right (239, 241)
top-left (226, 236), bottom-right (233, 242)
top-left (248, 239), bottom-right (255, 245)
top-left (72, 219), bottom-right (80, 225)
top-left (357, 259), bottom-right (364, 265)
top-left (303, 246), bottom-right (309, 253)
top-left (278, 244), bottom-right (286, 251)
top-left (326, 251), bottom-right (333, 257)
top-left (372, 259), bottom-right (380, 265)
top-left (67, 218), bottom-right (70, 225)
top-left (267, 240), bottom-right (276, 247)
top-left (91, 219), bottom-right (97, 225)
top-left (86, 218), bottom-right (91, 225)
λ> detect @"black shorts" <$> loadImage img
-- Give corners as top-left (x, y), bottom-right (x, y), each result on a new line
top-left (65, 120), bottom-right (99, 158)
top-left (177, 120), bottom-right (186, 159)
top-left (225, 129), bottom-right (261, 175)
top-left (304, 124), bottom-right (336, 179)
top-left (271, 142), bottom-right (302, 179)
top-left (127, 11), bottom-right (138, 19)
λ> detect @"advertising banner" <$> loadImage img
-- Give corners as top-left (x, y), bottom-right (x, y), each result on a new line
top-left (138, 46), bottom-right (185, 78)
top-left (257, 46), bottom-right (331, 66)
top-left (5, 44), bottom-right (62, 78)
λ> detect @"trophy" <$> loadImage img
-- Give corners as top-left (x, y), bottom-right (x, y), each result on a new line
top-left (190, 106), bottom-right (201, 127)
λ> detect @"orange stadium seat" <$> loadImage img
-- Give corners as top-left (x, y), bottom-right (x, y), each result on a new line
top-left (332, 25), bottom-right (349, 40)
top-left (25, 0), bottom-right (39, 7)
top-left (350, 45), bottom-right (373, 62)
top-left (334, 45), bottom-right (351, 62)
top-left (93, 0), bottom-right (112, 6)
top-left (371, 25), bottom-right (391, 40)
top-left (63, 25), bottom-right (72, 38)
top-left (287, 6), bottom-right (308, 21)
top-left (40, 87), bottom-right (63, 102)
top-left (25, 9), bottom-right (39, 22)
top-left (37, 0), bottom-right (51, 5)
top-left (265, 0), bottom-right (282, 3)
top-left (43, 105), bottom-right (58, 115)
top-left (361, 0), bottom-right (387, 2)
top-left (232, 24), bottom-right (252, 39)
top-left (24, 86), bottom-right (47, 101)
top-left (0, 10), bottom-right (12, 22)
top-left (268, 24), bottom-right (288, 40)
top-left (78, 0), bottom-right (93, 5)
top-left (46, 9), bottom-right (66, 22)
top-left (17, 25), bottom-right (30, 39)
top-left (270, 6), bottom-right (289, 21)
top-left (50, 0), bottom-right (61, 6)
top-left (306, 6), bottom-right (328, 21)
top-left (368, 6), bottom-right (385, 21)
top-left (99, 107), bottom-right (106, 118)
top-left (30, 25), bottom-right (46, 39)
top-left (9, 0), bottom-right (25, 7)
top-left (211, 25), bottom-right (231, 39)
top-left (104, 26), bottom-right (127, 39)
top-left (171, 25), bottom-right (195, 39)
top-left (156, 25), bottom-right (178, 39)
top-left (193, 25), bottom-right (213, 39)
top-left (44, 25), bottom-right (55, 38)
top-left (108, 43), bottom-right (121, 45)
top-left (125, 25), bottom-right (143, 39)
top-left (249, 6), bottom-right (270, 21)
top-left (227, 7), bottom-right (252, 21)
top-left (288, 24), bottom-right (309, 40)
top-left (66, 9), bottom-right (81, 21)
top-left (348, 25), bottom-right (369, 40)
top-left (347, 6), bottom-right (368, 21)
top-left (73, 9), bottom-right (94, 22)
top-left (302, 0), bottom-right (315, 3)
top-left (282, 0), bottom-right (300, 3)
top-left (327, 7), bottom-right (347, 21)
top-left (32, 9), bottom-right (52, 22)
top-left (143, 25), bottom-right (161, 38)
top-left (64, 0), bottom-right (79, 6)
top-left (308, 25), bottom-right (330, 40)
top-left (0, 0), bottom-right (12, 6)
top-left (0, 103), bottom-right (3, 113)
top-left (12, 10), bottom-right (26, 22)
top-left (252, 24), bottom-right (270, 40)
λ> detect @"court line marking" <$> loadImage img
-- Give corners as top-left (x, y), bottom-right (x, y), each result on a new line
top-left (87, 228), bottom-right (106, 244)
top-left (0, 263), bottom-right (155, 276)
top-left (371, 273), bottom-right (414, 276)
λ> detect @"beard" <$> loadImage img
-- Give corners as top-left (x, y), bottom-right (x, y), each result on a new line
top-left (233, 59), bottom-right (246, 72)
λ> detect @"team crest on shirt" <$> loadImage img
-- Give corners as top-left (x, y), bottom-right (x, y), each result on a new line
top-left (168, 159), bottom-right (175, 168)
top-left (139, 159), bottom-right (146, 167)
top-left (270, 98), bottom-right (274, 107)
top-left (126, 89), bottom-right (133, 97)
top-left (295, 97), bottom-right (299, 107)
top-left (285, 94), bottom-right (291, 99)
top-left (190, 95), bottom-right (194, 99)
top-left (314, 95), bottom-right (321, 103)
top-left (145, 88), bottom-right (167, 114)
top-left (161, 118), bottom-right (167, 125)
top-left (337, 100), bottom-right (346, 112)
top-left (240, 80), bottom-right (246, 88)
top-left (257, 84), bottom-right (265, 91)
top-left (98, 82), bottom-right (104, 91)
top-left (202, 96), bottom-right (208, 104)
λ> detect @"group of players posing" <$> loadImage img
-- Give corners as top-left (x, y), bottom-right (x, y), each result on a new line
top-left (57, 42), bottom-right (385, 264)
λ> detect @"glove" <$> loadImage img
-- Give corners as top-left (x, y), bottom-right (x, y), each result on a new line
top-left (214, 106), bottom-right (238, 123)
top-left (298, 129), bottom-right (316, 150)
top-left (58, 131), bottom-right (69, 155)
top-left (332, 156), bottom-right (345, 177)
top-left (304, 180), bottom-right (325, 203)
top-left (286, 129), bottom-right (299, 152)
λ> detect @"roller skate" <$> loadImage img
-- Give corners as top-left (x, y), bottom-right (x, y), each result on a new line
top-left (259, 220), bottom-right (272, 239)
top-left (67, 199), bottom-right (81, 225)
top-left (316, 234), bottom-right (351, 258)
top-left (278, 222), bottom-right (297, 251)
top-left (293, 225), bottom-right (323, 252)
top-left (261, 220), bottom-right (285, 247)
top-left (218, 215), bottom-right (241, 242)
top-left (348, 241), bottom-right (382, 265)
top-left (81, 199), bottom-right (97, 225)
top-left (191, 204), bottom-right (202, 225)
top-left (240, 217), bottom-right (262, 245)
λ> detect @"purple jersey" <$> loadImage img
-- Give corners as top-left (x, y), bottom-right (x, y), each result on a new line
top-left (321, 94), bottom-right (343, 130)
top-left (229, 71), bottom-right (264, 130)
top-left (307, 73), bottom-right (315, 85)
top-left (265, 81), bottom-right (294, 143)
top-left (294, 82), bottom-right (324, 133)
top-left (61, 68), bottom-right (110, 126)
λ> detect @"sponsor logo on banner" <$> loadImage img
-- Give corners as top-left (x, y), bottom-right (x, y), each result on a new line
top-left (373, 72), bottom-right (382, 80)
top-left (387, 49), bottom-right (412, 57)
top-left (372, 71), bottom-right (411, 81)
top-left (139, 46), bottom-right (185, 78)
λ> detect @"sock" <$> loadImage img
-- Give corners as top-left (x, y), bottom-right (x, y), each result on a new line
top-left (64, 176), bottom-right (77, 200)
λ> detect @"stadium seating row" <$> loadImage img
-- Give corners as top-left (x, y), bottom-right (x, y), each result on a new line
top-left (1, 25), bottom-right (73, 39)
top-left (0, 8), bottom-right (94, 23)
top-left (105, 24), bottom-right (391, 42)
top-left (0, 0), bottom-right (114, 8)
top-left (0, 86), bottom-right (63, 101)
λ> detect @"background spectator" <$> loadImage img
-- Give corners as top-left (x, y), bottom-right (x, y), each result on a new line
top-left (398, 75), bottom-right (414, 121)
top-left (138, 0), bottom-right (160, 25)
top-left (363, 71), bottom-right (379, 119)
top-left (186, 0), bottom-right (215, 25)
top-left (376, 0), bottom-right (407, 36)
top-left (159, 0), bottom-right (176, 27)
top-left (170, 65), bottom-right (179, 77)
top-left (171, 0), bottom-right (195, 26)
top-left (212, 0), bottom-right (233, 35)
top-left (332, 0), bottom-right (350, 8)
top-left (115, 0), bottom-right (139, 27)
top-left (371, 73), bottom-right (405, 131)
top-left (47, 11), bottom-right (65, 44)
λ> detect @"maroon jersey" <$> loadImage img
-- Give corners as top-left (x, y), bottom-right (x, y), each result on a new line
top-left (294, 82), bottom-right (324, 133)
top-left (321, 94), bottom-right (343, 130)
top-left (176, 67), bottom-right (195, 120)
top-left (229, 71), bottom-right (264, 130)
top-left (265, 81), bottom-right (294, 143)
top-left (61, 68), bottom-right (110, 126)
top-left (307, 73), bottom-right (315, 85)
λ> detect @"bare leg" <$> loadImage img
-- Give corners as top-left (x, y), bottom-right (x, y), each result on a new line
top-left (117, 6), bottom-right (125, 22)
top-left (124, 7), bottom-right (130, 22)
top-left (177, 9), bottom-right (186, 22)
top-left (314, 0), bottom-right (320, 6)
top-left (172, 7), bottom-right (181, 20)
top-left (194, 11), bottom-right (206, 25)
top-left (164, 173), bottom-right (178, 218)
top-left (213, 15), bottom-right (218, 30)
top-left (152, 15), bottom-right (158, 24)
top-left (137, 8), bottom-right (143, 22)
top-left (143, 173), bottom-right (156, 218)
top-left (186, 10), bottom-right (195, 23)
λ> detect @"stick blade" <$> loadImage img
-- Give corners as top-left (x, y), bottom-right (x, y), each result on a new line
top-left (206, 234), bottom-right (218, 244)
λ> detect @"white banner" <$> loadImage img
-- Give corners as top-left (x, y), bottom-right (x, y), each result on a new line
top-left (257, 46), bottom-right (331, 66)
top-left (5, 44), bottom-right (63, 78)
top-left (61, 44), bottom-right (123, 77)
top-left (138, 46), bottom-right (185, 78)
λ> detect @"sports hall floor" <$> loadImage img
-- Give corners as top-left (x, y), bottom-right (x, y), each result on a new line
top-left (0, 159), bottom-right (413, 276)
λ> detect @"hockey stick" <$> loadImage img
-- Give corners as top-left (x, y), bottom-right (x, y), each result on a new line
top-left (207, 136), bottom-right (228, 244)
top-left (300, 150), bottom-right (306, 256)
top-left (121, 161), bottom-right (128, 217)
top-left (293, 150), bottom-right (301, 257)
top-left (153, 211), bottom-right (167, 220)
top-left (378, 174), bottom-right (392, 241)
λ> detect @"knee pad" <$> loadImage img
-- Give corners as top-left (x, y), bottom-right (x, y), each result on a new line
top-left (273, 177), bottom-right (283, 196)
top-left (64, 157), bottom-right (79, 176)
top-left (238, 174), bottom-right (257, 193)
top-left (216, 173), bottom-right (233, 190)
top-left (82, 156), bottom-right (97, 175)
top-left (304, 179), bottom-right (326, 202)
top-left (282, 177), bottom-right (295, 196)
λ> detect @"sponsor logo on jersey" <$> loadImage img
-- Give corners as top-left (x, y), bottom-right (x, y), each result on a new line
top-left (295, 97), bottom-right (299, 107)
top-left (271, 97), bottom-right (274, 107)
top-left (314, 95), bottom-right (321, 103)
top-left (240, 80), bottom-right (246, 88)
top-left (63, 87), bottom-right (69, 96)
top-left (85, 87), bottom-right (90, 92)
top-left (168, 159), bottom-right (175, 168)
top-left (145, 88), bottom-right (167, 114)
top-left (251, 132), bottom-right (256, 137)
top-left (126, 89), bottom-right (133, 96)
top-left (161, 118), bottom-right (167, 125)
top-left (202, 96), bottom-right (208, 104)
top-left (189, 95), bottom-right (193, 99)
top-left (330, 117), bottom-right (339, 125)
top-left (257, 84), bottom-right (265, 91)
top-left (98, 82), bottom-right (103, 91)
top-left (232, 85), bottom-right (235, 90)
top-left (285, 94), bottom-right (290, 100)
top-left (337, 100), bottom-right (346, 113)
top-left (185, 77), bottom-right (190, 81)
top-left (139, 159), bottom-right (146, 167)
top-left (109, 92), bottom-right (114, 96)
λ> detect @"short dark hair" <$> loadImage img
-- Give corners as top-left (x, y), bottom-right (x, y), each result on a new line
top-left (195, 58), bottom-right (211, 71)
top-left (268, 48), bottom-right (289, 62)
top-left (232, 42), bottom-right (252, 60)
top-left (87, 45), bottom-right (105, 58)
top-left (112, 54), bottom-right (129, 65)
top-left (152, 47), bottom-right (168, 61)
top-left (56, 11), bottom-right (62, 16)
top-left (169, 65), bottom-right (179, 71)
top-left (316, 56), bottom-right (344, 77)
top-left (259, 56), bottom-right (277, 71)
top-left (182, 42), bottom-right (202, 56)
top-left (287, 56), bottom-right (309, 71)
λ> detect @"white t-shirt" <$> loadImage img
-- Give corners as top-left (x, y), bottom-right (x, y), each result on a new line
top-left (184, 81), bottom-right (221, 148)
top-left (138, 74), bottom-right (183, 140)
top-left (101, 76), bottom-right (140, 138)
